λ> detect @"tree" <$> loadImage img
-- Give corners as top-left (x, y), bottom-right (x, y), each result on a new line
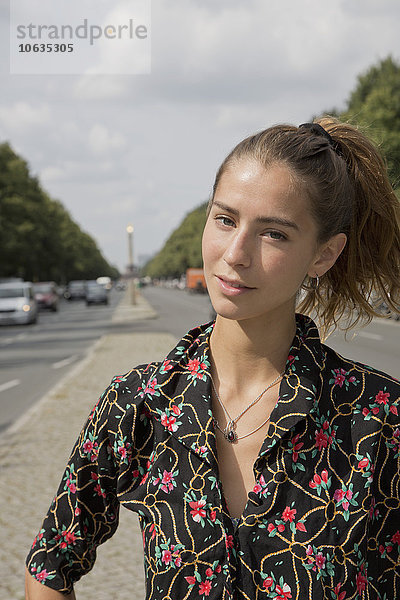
top-left (0, 142), bottom-right (119, 282)
top-left (144, 203), bottom-right (208, 278)
top-left (340, 56), bottom-right (400, 187)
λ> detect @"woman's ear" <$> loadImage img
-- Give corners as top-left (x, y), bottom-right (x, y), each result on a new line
top-left (309, 233), bottom-right (347, 278)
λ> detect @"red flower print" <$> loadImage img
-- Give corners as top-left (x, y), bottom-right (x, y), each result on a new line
top-left (188, 359), bottom-right (200, 372)
top-left (225, 534), bottom-right (234, 548)
top-left (290, 434), bottom-right (304, 462)
top-left (321, 470), bottom-right (328, 483)
top-left (333, 369), bottom-right (347, 387)
top-left (362, 407), bottom-right (370, 417)
top-left (334, 489), bottom-right (345, 502)
top-left (315, 429), bottom-right (328, 450)
top-left (74, 507), bottom-right (81, 516)
top-left (315, 552), bottom-right (326, 569)
top-left (342, 500), bottom-right (349, 511)
top-left (199, 580), bottom-right (212, 596)
top-left (36, 569), bottom-right (49, 582)
top-left (253, 483), bottom-right (262, 493)
top-left (162, 470), bottom-right (173, 484)
top-left (375, 390), bottom-right (390, 404)
top-left (205, 568), bottom-right (213, 578)
top-left (171, 404), bottom-right (181, 415)
top-left (162, 359), bottom-right (173, 371)
top-left (371, 406), bottom-right (380, 415)
top-left (356, 570), bottom-right (367, 593)
top-left (309, 473), bottom-right (321, 488)
top-left (185, 576), bottom-right (196, 585)
top-left (275, 583), bottom-right (292, 599)
top-left (189, 499), bottom-right (207, 522)
top-left (210, 510), bottom-right (216, 522)
top-left (267, 523), bottom-right (275, 533)
top-left (277, 523), bottom-right (285, 532)
top-left (161, 413), bottom-right (178, 432)
top-left (390, 405), bottom-right (398, 415)
top-left (215, 565), bottom-right (221, 573)
top-left (296, 521), bottom-right (307, 532)
top-left (63, 530), bottom-right (77, 545)
top-left (83, 440), bottom-right (93, 453)
top-left (94, 484), bottom-right (106, 498)
top-left (162, 549), bottom-right (172, 565)
top-left (118, 446), bottom-right (127, 459)
top-left (263, 576), bottom-right (273, 589)
top-left (282, 506), bottom-right (296, 522)
top-left (358, 457), bottom-right (369, 469)
top-left (333, 583), bottom-right (346, 600)
top-left (391, 530), bottom-right (400, 544)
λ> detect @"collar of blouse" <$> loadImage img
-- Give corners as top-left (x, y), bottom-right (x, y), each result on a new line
top-left (144, 314), bottom-right (325, 474)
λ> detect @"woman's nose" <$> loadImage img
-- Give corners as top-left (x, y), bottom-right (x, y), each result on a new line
top-left (223, 230), bottom-right (252, 268)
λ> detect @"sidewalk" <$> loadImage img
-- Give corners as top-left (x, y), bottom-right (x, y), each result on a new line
top-left (0, 291), bottom-right (176, 600)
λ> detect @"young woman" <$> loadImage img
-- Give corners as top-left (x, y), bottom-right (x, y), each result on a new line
top-left (26, 118), bottom-right (400, 599)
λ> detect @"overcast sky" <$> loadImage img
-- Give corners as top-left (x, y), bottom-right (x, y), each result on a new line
top-left (1, 0), bottom-right (399, 272)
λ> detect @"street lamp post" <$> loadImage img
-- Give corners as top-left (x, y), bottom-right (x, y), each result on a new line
top-left (126, 224), bottom-right (136, 305)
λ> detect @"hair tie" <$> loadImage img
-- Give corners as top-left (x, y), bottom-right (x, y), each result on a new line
top-left (298, 122), bottom-right (335, 146)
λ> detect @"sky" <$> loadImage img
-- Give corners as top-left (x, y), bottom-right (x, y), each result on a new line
top-left (0, 0), bottom-right (399, 272)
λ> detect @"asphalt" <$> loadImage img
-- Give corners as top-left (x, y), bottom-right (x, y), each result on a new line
top-left (0, 291), bottom-right (177, 600)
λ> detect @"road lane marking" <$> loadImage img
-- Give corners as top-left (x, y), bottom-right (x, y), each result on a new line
top-left (0, 379), bottom-right (21, 393)
top-left (358, 332), bottom-right (383, 341)
top-left (52, 355), bottom-right (78, 369)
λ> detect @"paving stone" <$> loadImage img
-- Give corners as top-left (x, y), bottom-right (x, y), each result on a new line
top-left (0, 293), bottom-right (176, 599)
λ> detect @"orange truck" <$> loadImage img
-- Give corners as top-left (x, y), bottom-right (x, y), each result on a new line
top-left (186, 268), bottom-right (207, 293)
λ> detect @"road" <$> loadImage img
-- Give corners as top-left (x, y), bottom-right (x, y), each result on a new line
top-left (0, 285), bottom-right (398, 434)
top-left (0, 290), bottom-right (125, 433)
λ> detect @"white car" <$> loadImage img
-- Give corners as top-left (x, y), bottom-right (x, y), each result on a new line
top-left (0, 282), bottom-right (38, 325)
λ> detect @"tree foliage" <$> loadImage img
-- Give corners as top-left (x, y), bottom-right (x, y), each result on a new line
top-left (0, 142), bottom-right (119, 282)
top-left (144, 203), bottom-right (208, 278)
top-left (340, 56), bottom-right (400, 187)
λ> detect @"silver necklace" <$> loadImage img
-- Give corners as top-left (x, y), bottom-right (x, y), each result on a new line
top-left (210, 372), bottom-right (284, 443)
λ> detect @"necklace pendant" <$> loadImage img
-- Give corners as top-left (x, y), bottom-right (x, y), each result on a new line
top-left (224, 420), bottom-right (238, 443)
top-left (226, 430), bottom-right (237, 443)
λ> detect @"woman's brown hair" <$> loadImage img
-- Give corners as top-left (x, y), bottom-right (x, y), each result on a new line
top-left (208, 117), bottom-right (400, 336)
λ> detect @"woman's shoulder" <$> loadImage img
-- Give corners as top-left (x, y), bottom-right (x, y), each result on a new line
top-left (321, 342), bottom-right (399, 395)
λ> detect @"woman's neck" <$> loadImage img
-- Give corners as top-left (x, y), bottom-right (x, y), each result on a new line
top-left (209, 313), bottom-right (296, 396)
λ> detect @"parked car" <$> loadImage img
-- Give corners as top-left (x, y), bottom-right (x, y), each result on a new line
top-left (85, 280), bottom-right (108, 305)
top-left (33, 281), bottom-right (59, 311)
top-left (0, 281), bottom-right (38, 325)
top-left (65, 280), bottom-right (86, 301)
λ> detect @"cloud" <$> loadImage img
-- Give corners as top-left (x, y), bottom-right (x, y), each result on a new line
top-left (87, 123), bottom-right (126, 155)
top-left (0, 0), bottom-right (399, 270)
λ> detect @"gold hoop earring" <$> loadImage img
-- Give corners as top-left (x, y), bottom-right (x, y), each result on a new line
top-left (313, 274), bottom-right (320, 290)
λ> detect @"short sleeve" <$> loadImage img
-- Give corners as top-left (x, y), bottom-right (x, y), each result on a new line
top-left (366, 382), bottom-right (400, 595)
top-left (26, 368), bottom-right (144, 594)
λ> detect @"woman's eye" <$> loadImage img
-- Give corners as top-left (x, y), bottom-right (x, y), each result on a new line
top-left (264, 231), bottom-right (286, 240)
top-left (216, 216), bottom-right (235, 227)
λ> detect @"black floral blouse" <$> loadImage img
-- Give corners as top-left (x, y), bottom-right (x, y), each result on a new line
top-left (27, 315), bottom-right (400, 599)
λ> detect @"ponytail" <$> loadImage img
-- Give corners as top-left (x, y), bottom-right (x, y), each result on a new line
top-left (298, 117), bottom-right (400, 336)
top-left (210, 117), bottom-right (400, 336)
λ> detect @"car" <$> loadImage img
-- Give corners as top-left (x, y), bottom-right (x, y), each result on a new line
top-left (0, 281), bottom-right (38, 325)
top-left (33, 281), bottom-right (59, 311)
top-left (85, 281), bottom-right (108, 305)
top-left (65, 280), bottom-right (86, 301)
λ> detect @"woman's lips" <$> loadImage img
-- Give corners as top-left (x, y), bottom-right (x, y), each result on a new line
top-left (216, 276), bottom-right (254, 296)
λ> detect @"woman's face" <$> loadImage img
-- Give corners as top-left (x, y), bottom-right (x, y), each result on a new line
top-left (202, 159), bottom-right (324, 324)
